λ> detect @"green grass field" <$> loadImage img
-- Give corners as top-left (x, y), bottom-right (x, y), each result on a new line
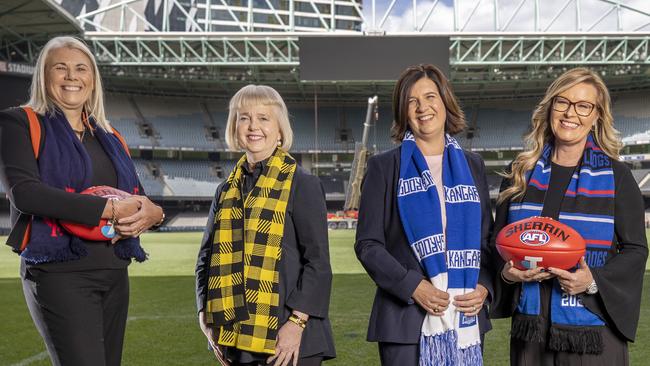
top-left (1, 230), bottom-right (649, 366)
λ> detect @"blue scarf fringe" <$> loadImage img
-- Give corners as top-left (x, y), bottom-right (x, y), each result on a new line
top-left (420, 330), bottom-right (483, 366)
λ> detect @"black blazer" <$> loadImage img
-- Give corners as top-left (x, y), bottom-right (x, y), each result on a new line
top-left (354, 146), bottom-right (494, 344)
top-left (195, 167), bottom-right (336, 359)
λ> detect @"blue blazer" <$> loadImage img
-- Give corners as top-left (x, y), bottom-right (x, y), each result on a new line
top-left (355, 146), bottom-right (494, 343)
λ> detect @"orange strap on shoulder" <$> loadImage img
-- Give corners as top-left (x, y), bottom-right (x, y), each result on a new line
top-left (20, 220), bottom-right (32, 251)
top-left (19, 107), bottom-right (40, 251)
top-left (22, 107), bottom-right (42, 159)
top-left (112, 128), bottom-right (131, 157)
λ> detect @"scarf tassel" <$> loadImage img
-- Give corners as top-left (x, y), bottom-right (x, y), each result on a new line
top-left (511, 313), bottom-right (545, 343)
top-left (419, 330), bottom-right (482, 366)
top-left (22, 237), bottom-right (88, 264)
top-left (113, 241), bottom-right (148, 262)
top-left (548, 325), bottom-right (603, 355)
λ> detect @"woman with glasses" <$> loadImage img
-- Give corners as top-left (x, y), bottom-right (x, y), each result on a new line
top-left (488, 67), bottom-right (647, 365)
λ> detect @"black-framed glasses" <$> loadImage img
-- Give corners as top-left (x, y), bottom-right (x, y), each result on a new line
top-left (552, 96), bottom-right (596, 117)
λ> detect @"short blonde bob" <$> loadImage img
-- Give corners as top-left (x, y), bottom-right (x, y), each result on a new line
top-left (225, 84), bottom-right (293, 151)
top-left (25, 36), bottom-right (111, 131)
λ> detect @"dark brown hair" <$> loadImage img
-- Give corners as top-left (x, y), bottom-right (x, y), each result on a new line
top-left (391, 64), bottom-right (466, 143)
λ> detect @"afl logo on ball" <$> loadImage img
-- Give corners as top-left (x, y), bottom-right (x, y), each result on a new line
top-left (520, 230), bottom-right (550, 246)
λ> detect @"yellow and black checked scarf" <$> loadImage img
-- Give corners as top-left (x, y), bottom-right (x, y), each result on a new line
top-left (205, 148), bottom-right (296, 354)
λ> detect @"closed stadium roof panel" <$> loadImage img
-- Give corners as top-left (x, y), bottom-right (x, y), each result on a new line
top-left (0, 0), bottom-right (80, 37)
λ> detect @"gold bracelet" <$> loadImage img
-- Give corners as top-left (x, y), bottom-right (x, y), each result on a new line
top-left (287, 314), bottom-right (307, 329)
top-left (110, 198), bottom-right (117, 225)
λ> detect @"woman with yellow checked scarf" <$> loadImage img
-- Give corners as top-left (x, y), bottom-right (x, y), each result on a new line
top-left (195, 85), bottom-right (336, 366)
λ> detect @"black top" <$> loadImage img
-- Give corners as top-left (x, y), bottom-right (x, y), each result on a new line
top-left (241, 158), bottom-right (266, 198)
top-left (529, 162), bottom-right (577, 339)
top-left (540, 162), bottom-right (576, 219)
top-left (195, 164), bottom-right (336, 360)
top-left (0, 107), bottom-right (129, 271)
top-left (354, 146), bottom-right (494, 344)
top-left (489, 159), bottom-right (648, 342)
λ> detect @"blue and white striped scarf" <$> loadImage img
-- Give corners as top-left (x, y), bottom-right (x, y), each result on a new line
top-left (508, 134), bottom-right (613, 354)
top-left (397, 131), bottom-right (483, 366)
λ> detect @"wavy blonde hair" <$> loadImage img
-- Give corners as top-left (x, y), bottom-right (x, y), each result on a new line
top-left (25, 36), bottom-right (111, 132)
top-left (498, 67), bottom-right (622, 204)
top-left (225, 84), bottom-right (293, 152)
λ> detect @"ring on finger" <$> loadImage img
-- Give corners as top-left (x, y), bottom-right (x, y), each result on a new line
top-left (433, 304), bottom-right (440, 312)
top-left (472, 304), bottom-right (477, 311)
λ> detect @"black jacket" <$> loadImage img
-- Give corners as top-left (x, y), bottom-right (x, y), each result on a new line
top-left (195, 166), bottom-right (336, 359)
top-left (354, 146), bottom-right (494, 344)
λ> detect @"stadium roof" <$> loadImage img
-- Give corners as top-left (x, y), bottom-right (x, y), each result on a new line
top-left (0, 0), bottom-right (80, 64)
top-left (4, 0), bottom-right (650, 101)
top-left (0, 0), bottom-right (80, 36)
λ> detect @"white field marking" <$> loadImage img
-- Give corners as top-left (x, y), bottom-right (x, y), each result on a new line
top-left (10, 316), bottom-right (196, 365)
top-left (127, 314), bottom-right (195, 321)
top-left (10, 351), bottom-right (48, 366)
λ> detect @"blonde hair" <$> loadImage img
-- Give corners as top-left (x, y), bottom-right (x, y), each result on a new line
top-left (224, 84), bottom-right (293, 151)
top-left (25, 36), bottom-right (111, 132)
top-left (498, 67), bottom-right (622, 204)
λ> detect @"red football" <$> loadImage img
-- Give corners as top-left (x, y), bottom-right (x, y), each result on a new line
top-left (60, 186), bottom-right (132, 241)
top-left (495, 216), bottom-right (586, 270)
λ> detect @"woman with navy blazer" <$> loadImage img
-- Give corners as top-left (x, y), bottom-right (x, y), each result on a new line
top-left (355, 64), bottom-right (494, 365)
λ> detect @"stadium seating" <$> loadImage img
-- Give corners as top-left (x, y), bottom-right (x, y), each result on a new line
top-left (0, 212), bottom-right (10, 232)
top-left (105, 95), bottom-right (155, 148)
top-left (103, 94), bottom-right (650, 152)
top-left (166, 212), bottom-right (210, 229)
top-left (155, 160), bottom-right (221, 197)
top-left (133, 160), bottom-right (165, 196)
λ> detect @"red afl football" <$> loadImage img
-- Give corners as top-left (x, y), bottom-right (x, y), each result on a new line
top-left (60, 186), bottom-right (132, 241)
top-left (495, 216), bottom-right (586, 270)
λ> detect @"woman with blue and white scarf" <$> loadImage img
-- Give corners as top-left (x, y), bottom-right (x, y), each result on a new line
top-left (355, 64), bottom-right (494, 366)
top-left (490, 68), bottom-right (647, 365)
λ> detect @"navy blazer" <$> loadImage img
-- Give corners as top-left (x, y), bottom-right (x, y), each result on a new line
top-left (355, 146), bottom-right (494, 344)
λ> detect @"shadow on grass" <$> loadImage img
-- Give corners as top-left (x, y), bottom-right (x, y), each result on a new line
top-left (2, 273), bottom-right (649, 366)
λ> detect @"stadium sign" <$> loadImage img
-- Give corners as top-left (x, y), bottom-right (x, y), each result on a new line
top-left (0, 62), bottom-right (34, 76)
top-left (621, 154), bottom-right (650, 162)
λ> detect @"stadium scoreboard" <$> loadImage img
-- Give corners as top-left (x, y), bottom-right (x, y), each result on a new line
top-left (298, 36), bottom-right (450, 82)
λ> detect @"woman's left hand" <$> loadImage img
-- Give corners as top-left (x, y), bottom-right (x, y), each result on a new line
top-left (114, 196), bottom-right (163, 238)
top-left (547, 257), bottom-right (593, 295)
top-left (453, 284), bottom-right (488, 316)
top-left (267, 316), bottom-right (305, 366)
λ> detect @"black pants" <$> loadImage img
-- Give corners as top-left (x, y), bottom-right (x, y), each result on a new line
top-left (378, 333), bottom-right (486, 365)
top-left (22, 266), bottom-right (130, 366)
top-left (378, 342), bottom-right (419, 366)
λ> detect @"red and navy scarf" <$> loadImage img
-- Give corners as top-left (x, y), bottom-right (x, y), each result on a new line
top-left (21, 109), bottom-right (146, 264)
top-left (508, 134), bottom-right (613, 354)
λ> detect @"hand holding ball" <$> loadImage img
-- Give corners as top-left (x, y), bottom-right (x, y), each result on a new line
top-left (496, 216), bottom-right (586, 270)
top-left (60, 186), bottom-right (132, 241)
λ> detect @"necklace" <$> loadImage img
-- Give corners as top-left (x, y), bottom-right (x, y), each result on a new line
top-left (72, 127), bottom-right (86, 142)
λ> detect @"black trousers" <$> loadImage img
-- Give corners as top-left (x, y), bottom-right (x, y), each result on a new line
top-left (21, 265), bottom-right (130, 366)
top-left (378, 333), bottom-right (486, 365)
